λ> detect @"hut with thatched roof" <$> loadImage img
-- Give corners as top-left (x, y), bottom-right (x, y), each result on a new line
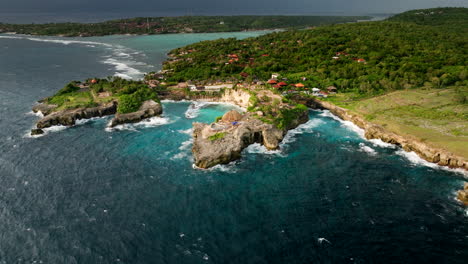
top-left (221, 110), bottom-right (243, 123)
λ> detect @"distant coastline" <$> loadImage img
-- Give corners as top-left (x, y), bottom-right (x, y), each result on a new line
top-left (0, 15), bottom-right (371, 37)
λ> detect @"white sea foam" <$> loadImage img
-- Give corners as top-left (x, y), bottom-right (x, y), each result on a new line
top-left (358, 143), bottom-right (377, 155)
top-left (318, 110), bottom-right (365, 138)
top-left (26, 110), bottom-right (44, 118)
top-left (179, 139), bottom-right (193, 151)
top-left (106, 116), bottom-right (173, 131)
top-left (185, 102), bottom-right (216, 119)
top-left (396, 150), bottom-right (468, 176)
top-left (75, 116), bottom-right (109, 125)
top-left (102, 58), bottom-right (144, 80)
top-left (1, 35), bottom-right (146, 80)
top-left (245, 143), bottom-right (282, 155)
top-left (281, 119), bottom-right (324, 145)
top-left (178, 128), bottom-right (193, 135)
top-left (368, 138), bottom-right (396, 149)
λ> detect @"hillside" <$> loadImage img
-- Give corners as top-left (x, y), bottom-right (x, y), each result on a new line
top-left (387, 7), bottom-right (468, 28)
top-left (0, 15), bottom-right (369, 37)
top-left (159, 7), bottom-right (468, 162)
top-left (164, 17), bottom-right (467, 94)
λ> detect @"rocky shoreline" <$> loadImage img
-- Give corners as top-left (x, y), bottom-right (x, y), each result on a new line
top-left (31, 99), bottom-right (162, 135)
top-left (304, 98), bottom-right (467, 171)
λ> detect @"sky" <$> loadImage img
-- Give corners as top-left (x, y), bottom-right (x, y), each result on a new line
top-left (0, 0), bottom-right (467, 17)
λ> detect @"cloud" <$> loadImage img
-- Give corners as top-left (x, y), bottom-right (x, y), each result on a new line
top-left (2, 0), bottom-right (467, 14)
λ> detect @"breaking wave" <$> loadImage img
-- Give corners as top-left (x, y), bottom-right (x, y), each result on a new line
top-left (105, 116), bottom-right (174, 131)
top-left (358, 143), bottom-right (377, 155)
top-left (396, 150), bottom-right (467, 176)
top-left (317, 110), bottom-right (365, 138)
top-left (0, 34), bottom-right (148, 80)
top-left (281, 118), bottom-right (324, 145)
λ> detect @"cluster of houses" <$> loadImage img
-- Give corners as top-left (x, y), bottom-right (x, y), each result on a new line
top-left (332, 52), bottom-right (366, 63)
top-left (266, 74), bottom-right (337, 97)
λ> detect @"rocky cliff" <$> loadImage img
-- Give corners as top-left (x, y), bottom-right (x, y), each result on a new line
top-left (31, 99), bottom-right (163, 134)
top-left (35, 101), bottom-right (117, 129)
top-left (305, 98), bottom-right (467, 170)
top-left (109, 100), bottom-right (163, 127)
top-left (192, 110), bottom-right (308, 169)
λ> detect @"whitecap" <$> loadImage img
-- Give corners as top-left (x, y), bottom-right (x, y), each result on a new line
top-left (245, 143), bottom-right (282, 155)
top-left (172, 152), bottom-right (188, 160)
top-left (280, 119), bottom-right (324, 145)
top-left (358, 143), bottom-right (377, 155)
top-left (179, 139), bottom-right (193, 151)
top-left (24, 36), bottom-right (113, 47)
top-left (102, 58), bottom-right (144, 80)
top-left (26, 110), bottom-right (44, 118)
top-left (74, 116), bottom-right (108, 125)
top-left (43, 125), bottom-right (68, 133)
top-left (369, 138), bottom-right (396, 149)
top-left (185, 102), bottom-right (215, 119)
top-left (106, 116), bottom-right (173, 131)
top-left (178, 128), bottom-right (193, 135)
top-left (317, 110), bottom-right (365, 138)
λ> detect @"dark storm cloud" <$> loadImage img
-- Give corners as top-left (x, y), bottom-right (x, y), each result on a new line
top-left (2, 0), bottom-right (467, 13)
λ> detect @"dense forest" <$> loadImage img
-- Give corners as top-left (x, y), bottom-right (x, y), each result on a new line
top-left (0, 15), bottom-right (369, 36)
top-left (163, 8), bottom-right (468, 95)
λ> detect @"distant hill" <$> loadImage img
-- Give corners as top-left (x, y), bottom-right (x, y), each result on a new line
top-left (387, 7), bottom-right (468, 28)
top-left (0, 15), bottom-right (370, 37)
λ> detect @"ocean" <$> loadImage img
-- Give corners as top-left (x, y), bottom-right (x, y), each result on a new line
top-left (0, 32), bottom-right (467, 263)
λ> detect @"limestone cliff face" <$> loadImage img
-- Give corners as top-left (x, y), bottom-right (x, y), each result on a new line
top-left (306, 98), bottom-right (467, 170)
top-left (35, 101), bottom-right (117, 129)
top-left (192, 111), bottom-right (308, 169)
top-left (218, 89), bottom-right (251, 109)
top-left (109, 100), bottom-right (162, 127)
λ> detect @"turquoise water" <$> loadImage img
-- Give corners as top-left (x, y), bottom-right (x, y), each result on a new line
top-left (0, 32), bottom-right (467, 263)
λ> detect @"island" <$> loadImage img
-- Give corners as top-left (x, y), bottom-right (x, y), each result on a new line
top-left (30, 7), bottom-right (467, 203)
top-left (0, 15), bottom-right (370, 37)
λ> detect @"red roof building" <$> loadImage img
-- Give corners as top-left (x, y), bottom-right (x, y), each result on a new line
top-left (267, 79), bottom-right (277, 84)
top-left (295, 83), bottom-right (305, 88)
top-left (277, 81), bottom-right (288, 87)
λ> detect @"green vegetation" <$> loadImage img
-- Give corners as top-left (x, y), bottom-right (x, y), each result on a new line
top-left (387, 7), bottom-right (468, 28)
top-left (215, 116), bottom-right (223, 122)
top-left (0, 16), bottom-right (369, 37)
top-left (159, 7), bottom-right (467, 157)
top-left (328, 87), bottom-right (468, 157)
top-left (164, 8), bottom-right (467, 96)
top-left (208, 132), bottom-right (226, 141)
top-left (45, 77), bottom-right (159, 113)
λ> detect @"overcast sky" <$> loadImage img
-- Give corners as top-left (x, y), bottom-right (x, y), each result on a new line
top-left (1, 0), bottom-right (467, 14)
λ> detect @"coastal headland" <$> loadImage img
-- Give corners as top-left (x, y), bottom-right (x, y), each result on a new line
top-left (30, 7), bottom-right (467, 204)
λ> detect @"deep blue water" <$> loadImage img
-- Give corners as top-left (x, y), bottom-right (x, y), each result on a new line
top-left (0, 33), bottom-right (467, 263)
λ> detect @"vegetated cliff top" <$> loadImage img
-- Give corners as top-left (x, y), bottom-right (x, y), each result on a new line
top-left (387, 7), bottom-right (468, 27)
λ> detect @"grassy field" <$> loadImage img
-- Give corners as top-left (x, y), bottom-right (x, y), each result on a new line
top-left (325, 87), bottom-right (468, 158)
